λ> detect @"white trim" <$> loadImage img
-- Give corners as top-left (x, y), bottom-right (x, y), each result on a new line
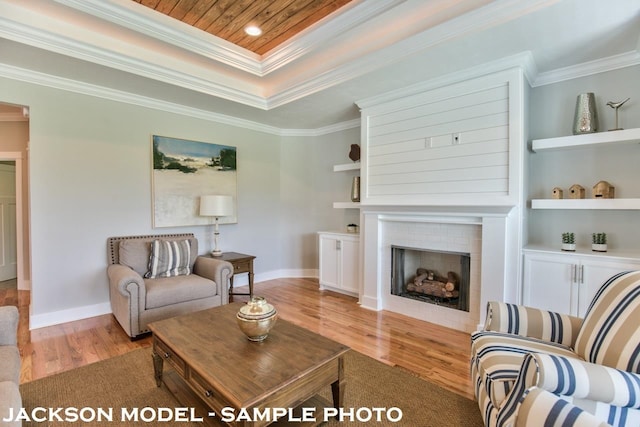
top-left (29, 301), bottom-right (112, 330)
top-left (532, 50), bottom-right (640, 87)
top-left (0, 63), bottom-right (360, 137)
top-left (0, 152), bottom-right (25, 291)
top-left (28, 270), bottom-right (319, 330)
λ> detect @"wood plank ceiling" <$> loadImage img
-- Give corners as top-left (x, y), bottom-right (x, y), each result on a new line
top-left (132, 0), bottom-right (354, 56)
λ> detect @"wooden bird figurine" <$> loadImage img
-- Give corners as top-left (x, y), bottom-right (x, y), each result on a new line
top-left (606, 97), bottom-right (630, 131)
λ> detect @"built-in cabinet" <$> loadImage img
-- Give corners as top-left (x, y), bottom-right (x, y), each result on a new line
top-left (318, 231), bottom-right (359, 296)
top-left (523, 249), bottom-right (640, 317)
top-left (524, 128), bottom-right (640, 315)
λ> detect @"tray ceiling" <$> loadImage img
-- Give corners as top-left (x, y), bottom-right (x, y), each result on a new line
top-left (132, 0), bottom-right (354, 55)
top-left (0, 0), bottom-right (639, 130)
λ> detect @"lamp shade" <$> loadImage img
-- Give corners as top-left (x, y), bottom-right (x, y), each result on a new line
top-left (199, 195), bottom-right (233, 217)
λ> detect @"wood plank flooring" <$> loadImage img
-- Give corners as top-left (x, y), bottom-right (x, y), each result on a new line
top-left (1, 277), bottom-right (474, 400)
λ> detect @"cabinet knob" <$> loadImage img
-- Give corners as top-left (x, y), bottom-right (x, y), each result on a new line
top-left (163, 352), bottom-right (170, 359)
top-left (205, 390), bottom-right (213, 397)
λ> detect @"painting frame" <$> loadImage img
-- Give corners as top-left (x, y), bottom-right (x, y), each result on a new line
top-left (151, 135), bottom-right (237, 228)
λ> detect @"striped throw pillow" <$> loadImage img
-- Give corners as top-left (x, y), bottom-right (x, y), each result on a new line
top-left (145, 239), bottom-right (191, 279)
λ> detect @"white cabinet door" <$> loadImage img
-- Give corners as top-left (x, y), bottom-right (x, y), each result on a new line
top-left (578, 259), bottom-right (640, 317)
top-left (340, 238), bottom-right (359, 293)
top-left (318, 232), bottom-right (360, 295)
top-left (319, 235), bottom-right (339, 289)
top-left (523, 253), bottom-right (576, 315)
top-left (524, 251), bottom-right (640, 317)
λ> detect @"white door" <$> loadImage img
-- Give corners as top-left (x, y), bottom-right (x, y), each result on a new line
top-left (579, 259), bottom-right (640, 317)
top-left (340, 238), bottom-right (359, 294)
top-left (0, 164), bottom-right (17, 281)
top-left (319, 235), bottom-right (339, 289)
top-left (523, 253), bottom-right (576, 315)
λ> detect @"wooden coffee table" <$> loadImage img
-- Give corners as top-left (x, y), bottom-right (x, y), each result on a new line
top-left (148, 303), bottom-right (350, 427)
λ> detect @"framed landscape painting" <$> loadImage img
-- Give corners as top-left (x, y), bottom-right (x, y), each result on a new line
top-left (151, 135), bottom-right (237, 228)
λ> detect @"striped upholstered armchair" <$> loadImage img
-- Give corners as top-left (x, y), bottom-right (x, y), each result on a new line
top-left (471, 270), bottom-right (640, 427)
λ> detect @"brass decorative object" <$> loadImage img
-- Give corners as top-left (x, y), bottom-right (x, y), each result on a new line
top-left (606, 98), bottom-right (630, 131)
top-left (568, 184), bottom-right (585, 199)
top-left (552, 187), bottom-right (563, 199)
top-left (572, 93), bottom-right (598, 134)
top-left (350, 176), bottom-right (360, 202)
top-left (236, 296), bottom-right (277, 342)
top-left (592, 181), bottom-right (615, 199)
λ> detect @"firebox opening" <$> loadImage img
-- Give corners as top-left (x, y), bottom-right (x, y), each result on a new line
top-left (391, 245), bottom-right (470, 312)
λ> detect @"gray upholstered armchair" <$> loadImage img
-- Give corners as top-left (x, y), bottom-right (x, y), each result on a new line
top-left (107, 233), bottom-right (233, 338)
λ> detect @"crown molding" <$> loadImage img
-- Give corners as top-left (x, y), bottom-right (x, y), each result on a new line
top-left (0, 63), bottom-right (360, 137)
top-left (52, 0), bottom-right (264, 75)
top-left (54, 0), bottom-right (405, 78)
top-left (260, 0), bottom-right (401, 74)
top-left (532, 50), bottom-right (640, 87)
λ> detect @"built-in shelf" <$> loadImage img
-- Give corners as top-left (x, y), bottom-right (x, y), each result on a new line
top-left (531, 198), bottom-right (640, 210)
top-left (333, 163), bottom-right (360, 172)
top-left (531, 128), bottom-right (640, 152)
top-left (333, 202), bottom-right (360, 209)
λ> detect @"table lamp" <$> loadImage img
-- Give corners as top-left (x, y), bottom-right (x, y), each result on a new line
top-left (199, 195), bottom-right (233, 256)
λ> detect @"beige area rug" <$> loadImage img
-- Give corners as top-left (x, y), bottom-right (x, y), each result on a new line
top-left (20, 348), bottom-right (482, 426)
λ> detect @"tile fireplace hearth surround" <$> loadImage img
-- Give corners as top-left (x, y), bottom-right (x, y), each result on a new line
top-left (359, 206), bottom-right (519, 333)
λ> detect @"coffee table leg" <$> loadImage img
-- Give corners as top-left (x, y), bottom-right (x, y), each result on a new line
top-left (152, 351), bottom-right (163, 387)
top-left (331, 356), bottom-right (345, 408)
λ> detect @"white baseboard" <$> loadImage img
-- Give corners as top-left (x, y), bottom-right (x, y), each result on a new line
top-left (29, 302), bottom-right (112, 330)
top-left (29, 270), bottom-right (320, 330)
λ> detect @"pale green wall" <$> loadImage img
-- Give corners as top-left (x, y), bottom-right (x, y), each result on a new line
top-left (528, 65), bottom-right (640, 251)
top-left (0, 76), bottom-right (351, 321)
top-left (3, 61), bottom-right (638, 324)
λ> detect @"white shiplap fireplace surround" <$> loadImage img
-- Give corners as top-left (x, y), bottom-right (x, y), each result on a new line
top-left (355, 68), bottom-right (528, 333)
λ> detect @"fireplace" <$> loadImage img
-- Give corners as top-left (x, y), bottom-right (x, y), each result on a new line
top-left (391, 246), bottom-right (470, 312)
top-left (359, 207), bottom-right (518, 333)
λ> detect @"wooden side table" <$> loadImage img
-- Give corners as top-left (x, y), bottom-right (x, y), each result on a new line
top-left (214, 252), bottom-right (255, 302)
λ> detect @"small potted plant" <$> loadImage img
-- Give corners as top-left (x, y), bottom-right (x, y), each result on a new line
top-left (561, 232), bottom-right (575, 251)
top-left (592, 233), bottom-right (607, 252)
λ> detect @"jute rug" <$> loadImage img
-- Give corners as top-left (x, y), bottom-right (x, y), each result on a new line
top-left (19, 348), bottom-right (482, 426)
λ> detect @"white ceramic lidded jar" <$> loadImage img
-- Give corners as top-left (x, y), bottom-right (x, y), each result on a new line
top-left (236, 297), bottom-right (278, 342)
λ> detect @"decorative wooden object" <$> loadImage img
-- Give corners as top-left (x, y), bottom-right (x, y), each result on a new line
top-left (552, 187), bottom-right (563, 199)
top-left (348, 144), bottom-right (360, 162)
top-left (592, 180), bottom-right (615, 199)
top-left (568, 184), bottom-right (585, 199)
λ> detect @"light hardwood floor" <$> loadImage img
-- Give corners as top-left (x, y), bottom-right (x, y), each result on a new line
top-left (1, 277), bottom-right (475, 400)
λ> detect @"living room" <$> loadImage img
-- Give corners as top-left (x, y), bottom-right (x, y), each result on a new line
top-left (1, 0), bottom-right (640, 426)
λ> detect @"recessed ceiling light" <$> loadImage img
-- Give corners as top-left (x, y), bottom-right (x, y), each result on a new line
top-left (244, 25), bottom-right (262, 36)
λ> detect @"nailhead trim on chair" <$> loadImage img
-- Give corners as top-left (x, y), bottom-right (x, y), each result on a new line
top-left (107, 233), bottom-right (195, 265)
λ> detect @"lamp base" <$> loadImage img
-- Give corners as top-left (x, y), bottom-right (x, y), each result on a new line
top-left (211, 249), bottom-right (223, 257)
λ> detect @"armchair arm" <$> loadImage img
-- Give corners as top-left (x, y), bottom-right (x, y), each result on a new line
top-left (484, 301), bottom-right (582, 347)
top-left (498, 353), bottom-right (640, 426)
top-left (0, 305), bottom-right (18, 346)
top-left (515, 388), bottom-right (612, 427)
top-left (107, 264), bottom-right (147, 337)
top-left (193, 256), bottom-right (233, 304)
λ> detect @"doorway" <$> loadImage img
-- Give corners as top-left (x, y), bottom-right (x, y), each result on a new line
top-left (0, 102), bottom-right (30, 291)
